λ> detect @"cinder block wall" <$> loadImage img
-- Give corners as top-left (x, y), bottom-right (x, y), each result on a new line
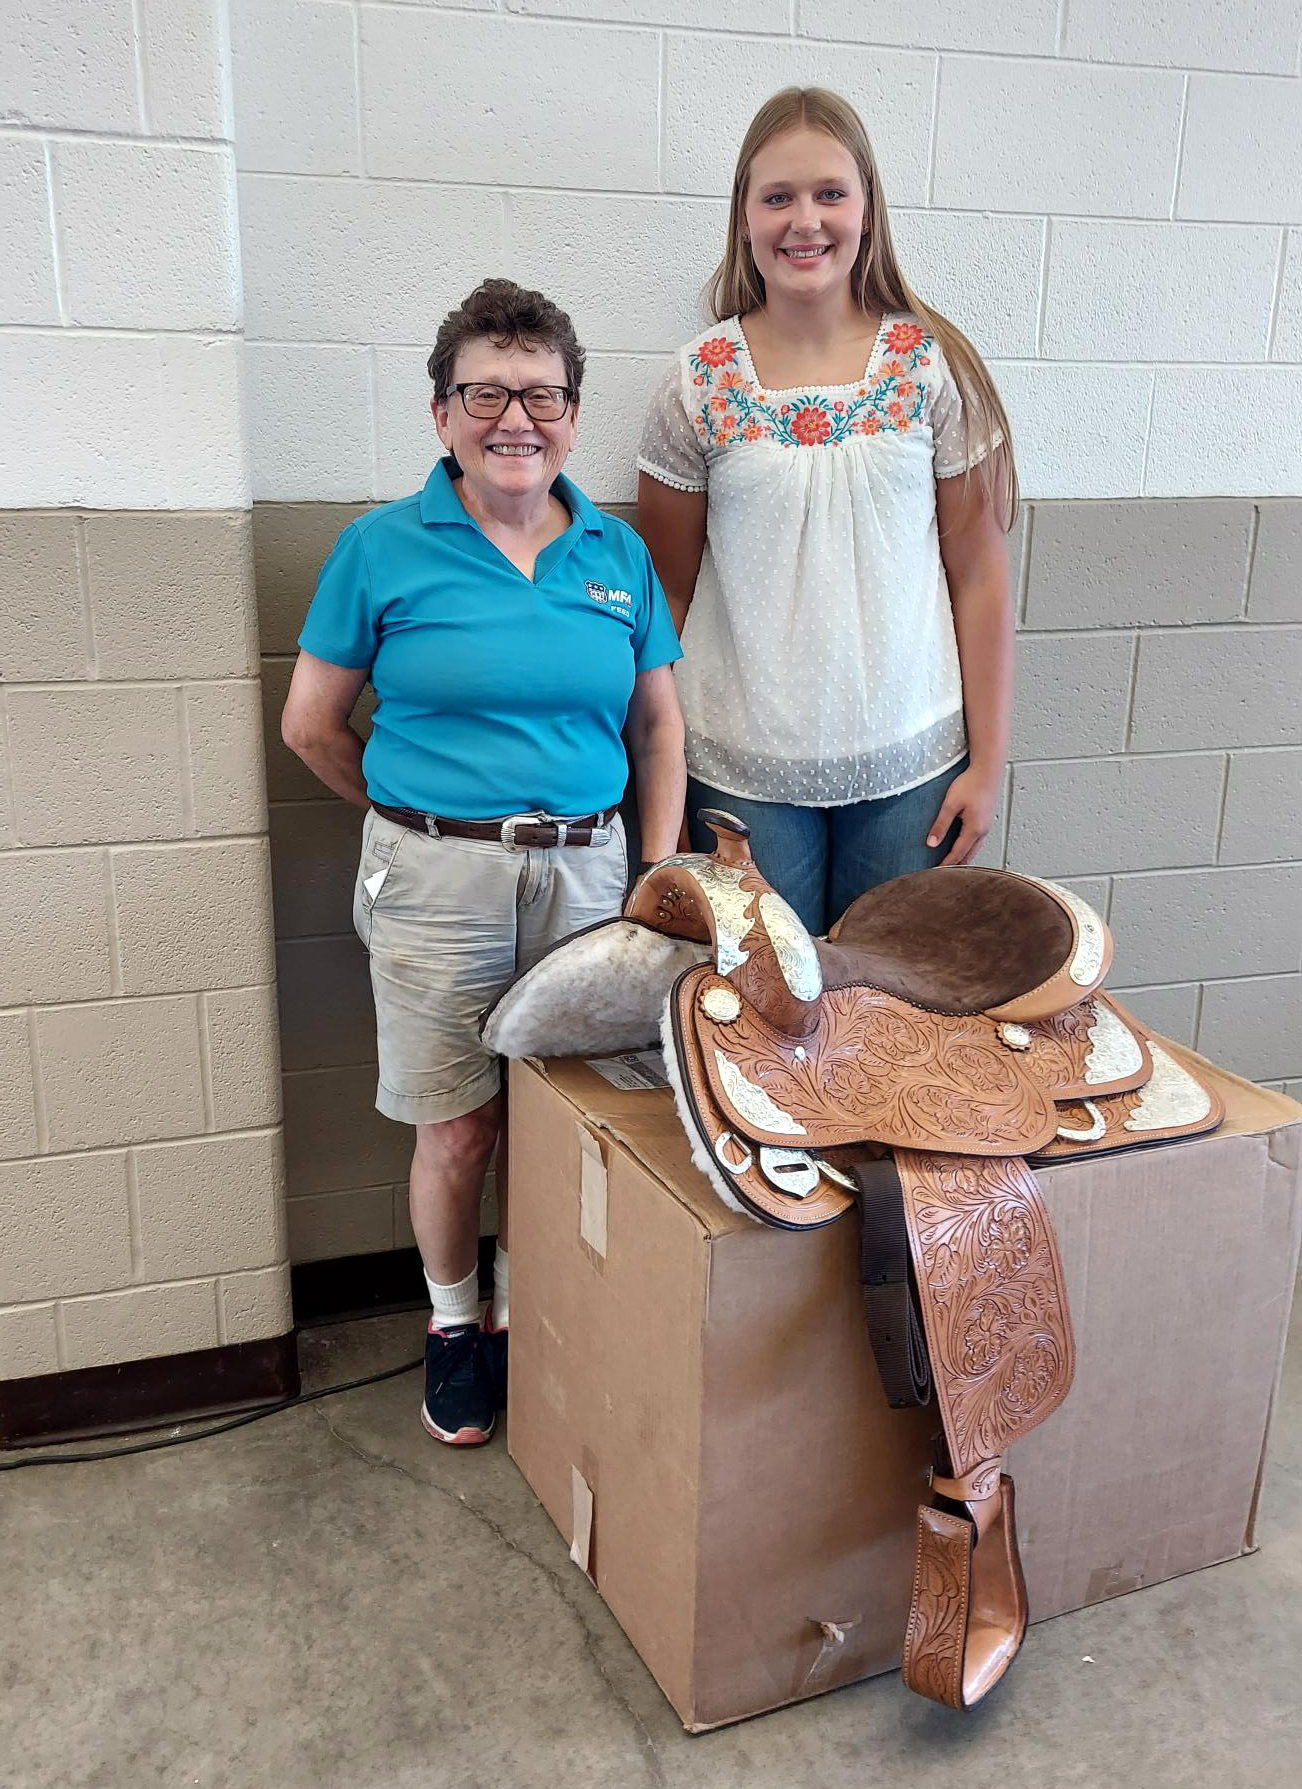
top-left (0, 3), bottom-right (292, 1384)
top-left (997, 500), bottom-right (1299, 1084)
top-left (229, 2), bottom-right (1302, 1263)
top-left (252, 502), bottom-right (408, 1265)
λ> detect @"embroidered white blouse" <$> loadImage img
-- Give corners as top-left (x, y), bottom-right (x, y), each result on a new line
top-left (637, 312), bottom-right (997, 806)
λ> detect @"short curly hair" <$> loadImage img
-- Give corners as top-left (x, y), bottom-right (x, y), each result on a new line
top-left (427, 278), bottom-right (586, 402)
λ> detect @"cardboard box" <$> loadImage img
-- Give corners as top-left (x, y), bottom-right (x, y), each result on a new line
top-left (507, 1047), bottom-right (1302, 1731)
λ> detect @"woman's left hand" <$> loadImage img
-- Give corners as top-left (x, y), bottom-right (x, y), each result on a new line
top-left (925, 766), bottom-right (1003, 866)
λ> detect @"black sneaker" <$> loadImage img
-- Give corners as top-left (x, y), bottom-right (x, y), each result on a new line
top-left (420, 1319), bottom-right (494, 1445)
top-left (483, 1308), bottom-right (508, 1411)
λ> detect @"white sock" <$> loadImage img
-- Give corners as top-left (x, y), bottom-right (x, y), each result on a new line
top-left (425, 1266), bottom-right (480, 1331)
top-left (491, 1246), bottom-right (509, 1331)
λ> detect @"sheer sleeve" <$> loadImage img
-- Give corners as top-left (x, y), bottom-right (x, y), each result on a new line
top-left (637, 360), bottom-right (708, 492)
top-left (931, 348), bottom-right (1004, 479)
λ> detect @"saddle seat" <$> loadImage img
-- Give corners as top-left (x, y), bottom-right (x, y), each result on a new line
top-left (821, 865), bottom-right (1112, 1022)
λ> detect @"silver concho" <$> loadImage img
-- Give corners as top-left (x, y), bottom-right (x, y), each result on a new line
top-left (1031, 877), bottom-right (1108, 986)
top-left (997, 1021), bottom-right (1033, 1051)
top-left (713, 1051), bottom-right (806, 1136)
top-left (1056, 1098), bottom-right (1107, 1143)
top-left (1083, 998), bottom-right (1145, 1085)
top-left (701, 984), bottom-right (742, 1024)
top-left (1124, 1045), bottom-right (1212, 1131)
top-left (757, 891), bottom-right (823, 1003)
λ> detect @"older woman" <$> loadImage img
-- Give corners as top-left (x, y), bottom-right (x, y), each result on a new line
top-left (283, 279), bottom-right (685, 1447)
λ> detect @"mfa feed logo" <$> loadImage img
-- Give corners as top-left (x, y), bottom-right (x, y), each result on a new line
top-left (585, 581), bottom-right (633, 615)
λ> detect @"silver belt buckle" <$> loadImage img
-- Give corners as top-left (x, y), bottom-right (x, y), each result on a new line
top-left (500, 811), bottom-right (610, 850)
top-left (499, 813), bottom-right (537, 851)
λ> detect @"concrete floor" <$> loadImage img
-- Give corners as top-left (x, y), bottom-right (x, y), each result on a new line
top-left (5, 1295), bottom-right (1300, 1789)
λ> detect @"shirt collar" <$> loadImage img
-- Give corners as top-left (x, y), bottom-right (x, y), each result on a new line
top-left (419, 457), bottom-right (604, 536)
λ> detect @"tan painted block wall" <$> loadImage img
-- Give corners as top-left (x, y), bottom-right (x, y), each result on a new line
top-left (254, 503), bottom-right (506, 1267)
top-left (255, 495), bottom-right (1301, 1269)
top-left (0, 510), bottom-right (292, 1381)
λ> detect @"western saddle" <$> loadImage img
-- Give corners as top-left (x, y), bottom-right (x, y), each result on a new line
top-left (483, 810), bottom-right (1223, 1710)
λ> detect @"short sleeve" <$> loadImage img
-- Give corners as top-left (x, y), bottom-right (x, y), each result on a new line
top-left (931, 350), bottom-right (1004, 479)
top-left (298, 522), bottom-right (378, 670)
top-left (637, 361), bottom-right (707, 493)
top-left (628, 537), bottom-right (684, 675)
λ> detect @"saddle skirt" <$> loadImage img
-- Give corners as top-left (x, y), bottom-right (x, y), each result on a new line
top-left (480, 809), bottom-right (1224, 1711)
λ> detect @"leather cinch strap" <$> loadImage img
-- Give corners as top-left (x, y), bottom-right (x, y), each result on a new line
top-left (854, 1156), bottom-right (930, 1408)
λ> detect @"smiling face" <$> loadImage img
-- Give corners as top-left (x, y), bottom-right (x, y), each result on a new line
top-left (432, 335), bottom-right (578, 510)
top-left (742, 124), bottom-right (869, 306)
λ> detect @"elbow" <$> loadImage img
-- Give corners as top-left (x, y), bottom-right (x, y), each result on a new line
top-left (280, 708), bottom-right (316, 760)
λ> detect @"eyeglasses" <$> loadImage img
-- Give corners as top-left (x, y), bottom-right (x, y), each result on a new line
top-left (450, 383), bottom-right (575, 421)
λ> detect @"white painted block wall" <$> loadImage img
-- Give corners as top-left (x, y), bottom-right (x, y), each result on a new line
top-left (5, 3), bottom-right (1301, 509)
top-left (0, 0), bottom-right (249, 509)
top-left (224, 0), bottom-right (1302, 505)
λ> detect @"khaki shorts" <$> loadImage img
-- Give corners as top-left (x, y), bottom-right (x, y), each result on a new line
top-left (354, 807), bottom-right (629, 1125)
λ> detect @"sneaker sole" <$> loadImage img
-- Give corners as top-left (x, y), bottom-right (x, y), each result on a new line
top-left (420, 1403), bottom-right (494, 1446)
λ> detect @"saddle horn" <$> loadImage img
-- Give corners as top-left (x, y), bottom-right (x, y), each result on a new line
top-left (696, 807), bottom-right (753, 867)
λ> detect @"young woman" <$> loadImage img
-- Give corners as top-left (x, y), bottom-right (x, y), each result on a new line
top-left (638, 87), bottom-right (1017, 934)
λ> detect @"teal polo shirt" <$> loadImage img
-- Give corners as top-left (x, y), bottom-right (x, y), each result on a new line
top-left (299, 459), bottom-right (683, 818)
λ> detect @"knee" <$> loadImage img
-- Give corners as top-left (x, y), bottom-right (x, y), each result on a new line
top-left (414, 1107), bottom-right (499, 1172)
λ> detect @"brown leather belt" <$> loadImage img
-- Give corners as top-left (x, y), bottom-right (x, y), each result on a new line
top-left (374, 803), bottom-right (614, 850)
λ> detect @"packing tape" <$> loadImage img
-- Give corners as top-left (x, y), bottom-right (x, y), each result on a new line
top-left (577, 1124), bottom-right (608, 1259)
top-left (1085, 1562), bottom-right (1143, 1604)
top-left (569, 1464), bottom-right (595, 1576)
top-left (800, 1617), bottom-right (860, 1689)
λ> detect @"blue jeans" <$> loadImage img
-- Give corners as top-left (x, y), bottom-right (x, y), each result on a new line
top-left (686, 759), bottom-right (966, 935)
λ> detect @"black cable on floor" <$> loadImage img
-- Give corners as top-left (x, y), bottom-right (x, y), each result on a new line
top-left (0, 1355), bottom-right (423, 1471)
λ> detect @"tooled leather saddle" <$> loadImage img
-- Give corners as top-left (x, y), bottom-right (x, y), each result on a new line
top-left (482, 810), bottom-right (1224, 1711)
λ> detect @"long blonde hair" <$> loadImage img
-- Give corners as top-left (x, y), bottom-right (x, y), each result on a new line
top-left (708, 87), bottom-right (1018, 528)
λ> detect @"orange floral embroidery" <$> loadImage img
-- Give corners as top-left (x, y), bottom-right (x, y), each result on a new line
top-left (695, 336), bottom-right (737, 369)
top-left (791, 405), bottom-right (832, 444)
top-left (885, 321), bottom-right (925, 354)
top-left (687, 321), bottom-right (933, 450)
